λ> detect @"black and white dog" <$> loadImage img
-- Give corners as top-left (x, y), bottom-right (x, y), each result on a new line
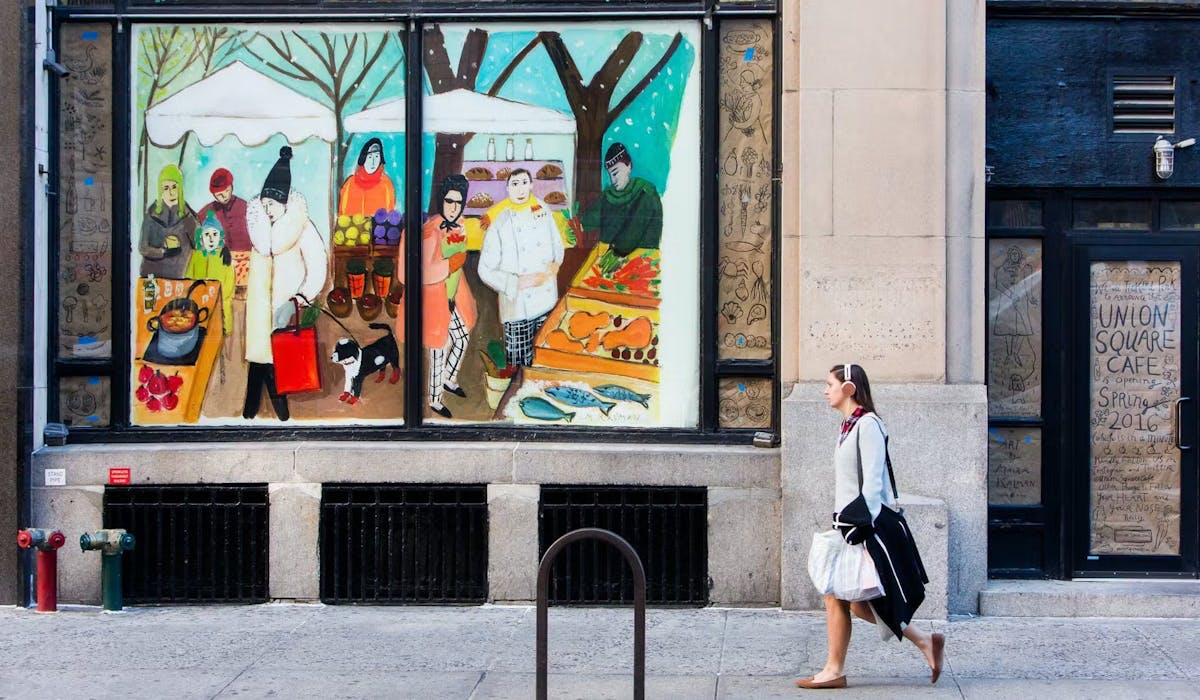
top-left (331, 323), bottom-right (400, 404)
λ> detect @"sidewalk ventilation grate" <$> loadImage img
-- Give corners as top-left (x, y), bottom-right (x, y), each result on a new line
top-left (104, 485), bottom-right (270, 604)
top-left (320, 485), bottom-right (488, 604)
top-left (539, 486), bottom-right (708, 606)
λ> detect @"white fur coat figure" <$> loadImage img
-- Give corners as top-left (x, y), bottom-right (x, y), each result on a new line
top-left (244, 191), bottom-right (328, 364)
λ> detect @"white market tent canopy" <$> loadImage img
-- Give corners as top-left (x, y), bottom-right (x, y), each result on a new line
top-left (145, 61), bottom-right (337, 147)
top-left (344, 89), bottom-right (577, 134)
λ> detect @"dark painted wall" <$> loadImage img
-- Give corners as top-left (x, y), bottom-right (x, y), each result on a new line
top-left (988, 17), bottom-right (1200, 187)
top-left (0, 1), bottom-right (28, 605)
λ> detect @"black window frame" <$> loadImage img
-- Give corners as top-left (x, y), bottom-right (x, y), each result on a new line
top-left (44, 0), bottom-right (782, 445)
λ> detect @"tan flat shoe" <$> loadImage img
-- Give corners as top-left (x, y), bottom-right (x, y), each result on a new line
top-left (930, 632), bottom-right (945, 684)
top-left (796, 675), bottom-right (847, 689)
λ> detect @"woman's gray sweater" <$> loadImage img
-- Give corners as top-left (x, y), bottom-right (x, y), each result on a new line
top-left (833, 413), bottom-right (895, 521)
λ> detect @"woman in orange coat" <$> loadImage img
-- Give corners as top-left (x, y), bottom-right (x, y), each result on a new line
top-left (338, 138), bottom-right (396, 218)
top-left (397, 174), bottom-right (477, 418)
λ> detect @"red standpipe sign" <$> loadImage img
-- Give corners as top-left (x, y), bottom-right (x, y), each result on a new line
top-left (108, 467), bottom-right (131, 485)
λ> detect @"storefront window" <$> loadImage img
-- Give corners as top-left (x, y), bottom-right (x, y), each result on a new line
top-left (986, 200), bottom-right (1042, 229)
top-left (1160, 200), bottom-right (1200, 230)
top-left (130, 24), bottom-right (406, 425)
top-left (986, 237), bottom-right (1043, 508)
top-left (1073, 199), bottom-right (1151, 230)
top-left (58, 24), bottom-right (114, 360)
top-left (48, 4), bottom-right (777, 438)
top-left (58, 376), bottom-right (111, 428)
top-left (986, 239), bottom-right (1042, 418)
top-left (415, 22), bottom-right (699, 428)
top-left (717, 19), bottom-right (773, 362)
top-left (718, 377), bottom-right (772, 429)
top-left (987, 427), bottom-right (1040, 505)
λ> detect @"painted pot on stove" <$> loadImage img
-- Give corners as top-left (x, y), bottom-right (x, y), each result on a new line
top-left (146, 280), bottom-right (210, 358)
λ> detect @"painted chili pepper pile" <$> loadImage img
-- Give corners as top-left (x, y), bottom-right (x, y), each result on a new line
top-left (581, 251), bottom-right (661, 297)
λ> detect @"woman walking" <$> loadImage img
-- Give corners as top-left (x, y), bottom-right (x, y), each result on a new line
top-left (797, 363), bottom-right (945, 690)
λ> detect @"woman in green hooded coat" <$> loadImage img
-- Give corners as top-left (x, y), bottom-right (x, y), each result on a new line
top-left (140, 164), bottom-right (197, 279)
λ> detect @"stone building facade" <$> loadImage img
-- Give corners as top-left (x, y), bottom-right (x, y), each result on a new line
top-left (5, 0), bottom-right (992, 614)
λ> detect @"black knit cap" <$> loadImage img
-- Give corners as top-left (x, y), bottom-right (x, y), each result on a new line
top-left (260, 146), bottom-right (293, 204)
top-left (604, 142), bottom-right (631, 169)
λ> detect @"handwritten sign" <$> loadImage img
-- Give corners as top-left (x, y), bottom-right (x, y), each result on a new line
top-left (1088, 261), bottom-right (1181, 556)
top-left (988, 427), bottom-right (1041, 505)
top-left (58, 25), bottom-right (113, 359)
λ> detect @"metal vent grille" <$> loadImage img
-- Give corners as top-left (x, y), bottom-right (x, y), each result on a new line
top-left (103, 485), bottom-right (269, 604)
top-left (539, 487), bottom-right (708, 606)
top-left (320, 485), bottom-right (488, 604)
top-left (1112, 75), bottom-right (1175, 134)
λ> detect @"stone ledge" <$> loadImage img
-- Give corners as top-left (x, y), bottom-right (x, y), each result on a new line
top-left (33, 443), bottom-right (301, 486)
top-left (512, 443), bottom-right (779, 488)
top-left (981, 580), bottom-right (1200, 618)
top-left (33, 441), bottom-right (779, 489)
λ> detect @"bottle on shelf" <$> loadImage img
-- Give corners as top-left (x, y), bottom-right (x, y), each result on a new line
top-left (504, 137), bottom-right (515, 161)
top-left (524, 138), bottom-right (534, 160)
top-left (142, 275), bottom-right (158, 313)
top-left (486, 137), bottom-right (497, 161)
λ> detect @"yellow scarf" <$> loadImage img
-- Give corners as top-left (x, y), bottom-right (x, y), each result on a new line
top-left (480, 195), bottom-right (545, 231)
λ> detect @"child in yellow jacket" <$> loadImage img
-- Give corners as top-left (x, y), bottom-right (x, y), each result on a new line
top-left (184, 211), bottom-right (235, 336)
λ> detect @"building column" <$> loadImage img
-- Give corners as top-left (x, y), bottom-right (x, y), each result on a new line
top-left (269, 482), bottom-right (321, 601)
top-left (487, 484), bottom-right (539, 603)
top-left (945, 0), bottom-right (987, 384)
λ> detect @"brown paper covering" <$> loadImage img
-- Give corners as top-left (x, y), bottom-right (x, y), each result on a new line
top-left (1088, 261), bottom-right (1181, 556)
top-left (716, 19), bottom-right (773, 361)
top-left (58, 24), bottom-right (114, 359)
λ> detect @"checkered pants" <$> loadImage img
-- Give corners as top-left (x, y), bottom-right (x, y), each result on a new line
top-left (502, 312), bottom-right (549, 369)
top-left (429, 307), bottom-right (470, 405)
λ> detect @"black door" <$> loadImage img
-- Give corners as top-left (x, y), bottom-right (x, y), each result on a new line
top-left (1072, 244), bottom-right (1200, 576)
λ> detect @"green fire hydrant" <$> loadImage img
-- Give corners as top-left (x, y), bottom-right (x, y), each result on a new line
top-left (80, 529), bottom-right (135, 611)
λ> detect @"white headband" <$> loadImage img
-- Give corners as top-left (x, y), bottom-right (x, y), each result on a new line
top-left (843, 364), bottom-right (853, 382)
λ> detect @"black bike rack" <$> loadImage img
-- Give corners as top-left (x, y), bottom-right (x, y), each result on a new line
top-left (536, 527), bottom-right (646, 700)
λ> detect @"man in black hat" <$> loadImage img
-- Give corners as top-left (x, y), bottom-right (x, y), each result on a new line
top-left (573, 141), bottom-right (663, 273)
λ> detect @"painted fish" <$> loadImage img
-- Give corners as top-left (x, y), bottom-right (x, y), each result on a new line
top-left (545, 386), bottom-right (617, 416)
top-left (593, 384), bottom-right (652, 409)
top-left (520, 397), bottom-right (575, 423)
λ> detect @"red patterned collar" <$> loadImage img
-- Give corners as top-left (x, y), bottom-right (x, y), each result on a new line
top-left (838, 406), bottom-right (868, 445)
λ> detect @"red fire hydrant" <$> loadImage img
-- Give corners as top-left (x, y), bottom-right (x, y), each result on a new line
top-left (16, 528), bottom-right (67, 613)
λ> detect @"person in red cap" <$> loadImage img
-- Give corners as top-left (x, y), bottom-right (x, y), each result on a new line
top-left (196, 167), bottom-right (251, 290)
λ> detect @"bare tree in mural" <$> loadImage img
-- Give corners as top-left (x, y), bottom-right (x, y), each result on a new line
top-left (238, 31), bottom-right (394, 179)
top-left (420, 26), bottom-right (541, 213)
top-left (137, 27), bottom-right (205, 193)
top-left (177, 27), bottom-right (236, 167)
top-left (535, 31), bottom-right (684, 211)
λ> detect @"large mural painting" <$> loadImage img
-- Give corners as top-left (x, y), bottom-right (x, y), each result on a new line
top-left (130, 21), bottom-right (699, 428)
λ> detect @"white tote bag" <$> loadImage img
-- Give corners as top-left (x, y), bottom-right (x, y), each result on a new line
top-left (831, 541), bottom-right (884, 602)
top-left (807, 530), bottom-right (843, 594)
top-left (809, 529), bottom-right (885, 602)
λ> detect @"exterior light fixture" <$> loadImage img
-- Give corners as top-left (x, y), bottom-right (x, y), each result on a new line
top-left (1154, 135), bottom-right (1196, 179)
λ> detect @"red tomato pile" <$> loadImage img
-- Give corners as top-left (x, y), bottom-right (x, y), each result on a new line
top-left (135, 365), bottom-right (183, 412)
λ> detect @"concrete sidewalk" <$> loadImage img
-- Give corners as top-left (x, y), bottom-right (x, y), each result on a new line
top-left (0, 604), bottom-right (1196, 699)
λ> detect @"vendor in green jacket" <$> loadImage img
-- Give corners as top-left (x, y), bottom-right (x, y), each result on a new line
top-left (576, 142), bottom-right (663, 272)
